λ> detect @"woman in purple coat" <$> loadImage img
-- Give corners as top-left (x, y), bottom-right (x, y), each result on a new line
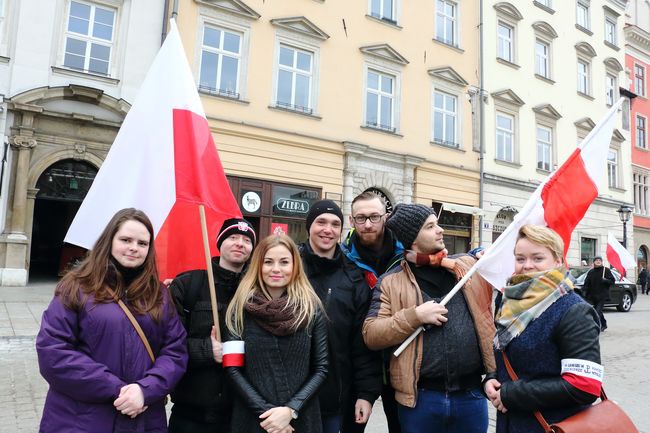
top-left (36, 208), bottom-right (188, 433)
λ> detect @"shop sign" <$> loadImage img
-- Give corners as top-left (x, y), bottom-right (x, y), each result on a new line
top-left (276, 198), bottom-right (310, 214)
top-left (271, 222), bottom-right (289, 235)
top-left (241, 191), bottom-right (261, 213)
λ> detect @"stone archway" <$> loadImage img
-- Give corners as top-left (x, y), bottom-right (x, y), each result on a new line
top-left (29, 159), bottom-right (98, 278)
top-left (637, 245), bottom-right (649, 270)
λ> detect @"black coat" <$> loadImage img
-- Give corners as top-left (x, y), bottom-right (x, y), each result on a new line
top-left (299, 243), bottom-right (382, 417)
top-left (169, 258), bottom-right (243, 423)
top-left (227, 310), bottom-right (329, 433)
top-left (583, 266), bottom-right (615, 303)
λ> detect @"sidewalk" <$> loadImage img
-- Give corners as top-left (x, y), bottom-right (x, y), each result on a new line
top-left (0, 280), bottom-right (55, 337)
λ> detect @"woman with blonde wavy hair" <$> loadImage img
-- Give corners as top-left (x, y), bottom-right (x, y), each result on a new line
top-left (225, 234), bottom-right (328, 433)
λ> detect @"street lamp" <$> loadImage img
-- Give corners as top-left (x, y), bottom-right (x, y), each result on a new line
top-left (617, 205), bottom-right (633, 248)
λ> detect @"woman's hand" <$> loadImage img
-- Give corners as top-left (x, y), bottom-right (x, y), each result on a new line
top-left (113, 384), bottom-right (147, 418)
top-left (484, 379), bottom-right (507, 413)
top-left (211, 326), bottom-right (223, 363)
top-left (259, 406), bottom-right (293, 433)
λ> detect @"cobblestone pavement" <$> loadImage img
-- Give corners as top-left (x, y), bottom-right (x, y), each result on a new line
top-left (1, 284), bottom-right (648, 433)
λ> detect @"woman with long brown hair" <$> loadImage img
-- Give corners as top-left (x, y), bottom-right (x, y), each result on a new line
top-left (225, 234), bottom-right (328, 433)
top-left (36, 208), bottom-right (188, 433)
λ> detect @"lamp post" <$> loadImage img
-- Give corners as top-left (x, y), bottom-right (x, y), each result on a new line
top-left (617, 205), bottom-right (633, 248)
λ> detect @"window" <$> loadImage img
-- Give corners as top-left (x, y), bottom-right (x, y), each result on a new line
top-left (577, 0), bottom-right (590, 30)
top-left (577, 60), bottom-right (589, 94)
top-left (607, 148), bottom-right (618, 188)
top-left (497, 22), bottom-right (514, 62)
top-left (535, 40), bottom-right (550, 78)
top-left (536, 125), bottom-right (552, 171)
top-left (581, 237), bottom-right (597, 263)
top-left (436, 0), bottom-right (457, 47)
top-left (606, 73), bottom-right (616, 106)
top-left (366, 69), bottom-right (395, 132)
top-left (634, 172), bottom-right (649, 215)
top-left (370, 0), bottom-right (395, 23)
top-left (496, 112), bottom-right (514, 162)
top-left (538, 0), bottom-right (552, 6)
top-left (275, 45), bottom-right (313, 113)
top-left (605, 17), bottom-right (617, 45)
top-left (63, 1), bottom-right (115, 75)
top-left (637, 115), bottom-right (647, 149)
top-left (635, 64), bottom-right (646, 97)
top-left (199, 26), bottom-right (242, 98)
top-left (432, 91), bottom-right (457, 147)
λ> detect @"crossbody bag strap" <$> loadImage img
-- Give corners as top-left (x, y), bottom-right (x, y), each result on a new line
top-left (501, 351), bottom-right (553, 433)
top-left (106, 287), bottom-right (156, 363)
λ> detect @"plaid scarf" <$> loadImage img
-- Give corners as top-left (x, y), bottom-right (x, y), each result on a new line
top-left (494, 267), bottom-right (573, 350)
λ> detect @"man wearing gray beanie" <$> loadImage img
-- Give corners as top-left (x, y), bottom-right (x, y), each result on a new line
top-left (364, 204), bottom-right (495, 433)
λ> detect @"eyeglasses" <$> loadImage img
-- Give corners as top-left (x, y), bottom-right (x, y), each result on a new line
top-left (352, 214), bottom-right (385, 224)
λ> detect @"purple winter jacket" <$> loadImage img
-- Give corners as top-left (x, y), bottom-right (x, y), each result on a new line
top-left (36, 286), bottom-right (188, 433)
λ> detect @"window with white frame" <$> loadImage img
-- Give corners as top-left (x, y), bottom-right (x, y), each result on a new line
top-left (369, 0), bottom-right (396, 23)
top-left (276, 45), bottom-right (313, 113)
top-left (577, 0), bottom-right (590, 30)
top-left (577, 59), bottom-right (589, 94)
top-left (496, 112), bottom-right (514, 162)
top-left (634, 172), bottom-right (649, 215)
top-left (538, 0), bottom-right (552, 7)
top-left (536, 125), bottom-right (552, 171)
top-left (199, 26), bottom-right (242, 98)
top-left (635, 64), bottom-right (646, 97)
top-left (637, 115), bottom-right (647, 149)
top-left (432, 90), bottom-right (458, 147)
top-left (607, 148), bottom-right (619, 188)
top-left (606, 73), bottom-right (616, 106)
top-left (497, 22), bottom-right (514, 62)
top-left (63, 1), bottom-right (115, 75)
top-left (604, 17), bottom-right (617, 45)
top-left (535, 40), bottom-right (550, 78)
top-left (366, 69), bottom-right (395, 131)
top-left (436, 0), bottom-right (457, 47)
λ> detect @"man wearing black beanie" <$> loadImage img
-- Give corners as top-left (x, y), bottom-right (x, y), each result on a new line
top-left (169, 218), bottom-right (256, 433)
top-left (300, 200), bottom-right (381, 433)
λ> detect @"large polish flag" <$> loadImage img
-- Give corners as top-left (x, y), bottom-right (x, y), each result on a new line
top-left (475, 99), bottom-right (623, 290)
top-left (64, 20), bottom-right (241, 280)
top-left (606, 232), bottom-right (636, 279)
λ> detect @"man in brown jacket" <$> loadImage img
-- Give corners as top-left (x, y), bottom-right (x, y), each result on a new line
top-left (363, 204), bottom-right (495, 433)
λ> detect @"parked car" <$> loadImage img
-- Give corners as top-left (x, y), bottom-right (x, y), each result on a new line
top-left (571, 267), bottom-right (638, 312)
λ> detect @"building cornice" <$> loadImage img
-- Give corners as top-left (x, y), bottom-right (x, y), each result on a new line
top-left (625, 24), bottom-right (650, 54)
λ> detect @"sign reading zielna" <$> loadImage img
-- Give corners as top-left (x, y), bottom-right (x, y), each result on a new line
top-left (276, 198), bottom-right (310, 214)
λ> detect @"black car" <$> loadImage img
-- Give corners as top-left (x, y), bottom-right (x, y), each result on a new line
top-left (572, 267), bottom-right (638, 312)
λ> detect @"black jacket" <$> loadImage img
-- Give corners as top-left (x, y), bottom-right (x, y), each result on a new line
top-left (227, 310), bottom-right (328, 433)
top-left (583, 266), bottom-right (615, 303)
top-left (169, 258), bottom-right (243, 423)
top-left (299, 243), bottom-right (382, 417)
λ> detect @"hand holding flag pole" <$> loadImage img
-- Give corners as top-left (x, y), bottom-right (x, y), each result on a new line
top-left (199, 205), bottom-right (220, 341)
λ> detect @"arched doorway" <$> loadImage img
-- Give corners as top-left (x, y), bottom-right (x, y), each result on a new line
top-left (637, 245), bottom-right (648, 270)
top-left (30, 159), bottom-right (97, 278)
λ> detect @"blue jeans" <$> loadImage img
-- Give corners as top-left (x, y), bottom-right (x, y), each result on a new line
top-left (322, 414), bottom-right (343, 433)
top-left (397, 388), bottom-right (488, 433)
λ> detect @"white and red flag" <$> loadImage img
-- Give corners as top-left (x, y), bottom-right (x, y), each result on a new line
top-left (222, 340), bottom-right (245, 367)
top-left (475, 100), bottom-right (623, 290)
top-left (606, 232), bottom-right (636, 279)
top-left (64, 20), bottom-right (241, 280)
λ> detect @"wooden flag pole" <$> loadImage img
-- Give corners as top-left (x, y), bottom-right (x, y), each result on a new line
top-left (199, 205), bottom-right (220, 341)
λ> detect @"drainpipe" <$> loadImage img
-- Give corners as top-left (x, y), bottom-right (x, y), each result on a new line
top-left (162, 0), bottom-right (170, 45)
top-left (172, 0), bottom-right (179, 18)
top-left (478, 0), bottom-right (485, 246)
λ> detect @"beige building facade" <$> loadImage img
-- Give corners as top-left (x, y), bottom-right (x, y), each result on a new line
top-left (481, 0), bottom-right (633, 267)
top-left (174, 0), bottom-right (483, 252)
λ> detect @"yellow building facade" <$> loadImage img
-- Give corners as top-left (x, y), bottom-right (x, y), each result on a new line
top-left (174, 0), bottom-right (483, 251)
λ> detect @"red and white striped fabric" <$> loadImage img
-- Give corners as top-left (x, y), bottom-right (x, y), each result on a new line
top-left (475, 100), bottom-right (623, 291)
top-left (561, 358), bottom-right (604, 396)
top-left (606, 232), bottom-right (636, 279)
top-left (222, 340), bottom-right (245, 367)
top-left (64, 20), bottom-right (241, 280)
